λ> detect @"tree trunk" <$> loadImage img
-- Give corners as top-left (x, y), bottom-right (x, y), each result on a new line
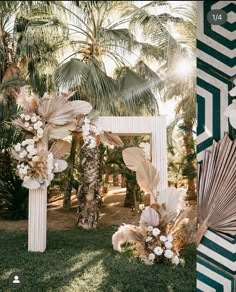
top-left (121, 175), bottom-right (126, 188)
top-left (63, 134), bottom-right (77, 209)
top-left (103, 164), bottom-right (111, 193)
top-left (113, 168), bottom-right (120, 187)
top-left (77, 145), bottom-right (100, 229)
top-left (124, 180), bottom-right (136, 208)
top-left (183, 118), bottom-right (196, 201)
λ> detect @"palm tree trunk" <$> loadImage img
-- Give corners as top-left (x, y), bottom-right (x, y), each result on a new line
top-left (124, 180), bottom-right (135, 208)
top-left (183, 118), bottom-right (196, 202)
top-left (77, 144), bottom-right (100, 229)
top-left (113, 167), bottom-right (120, 186)
top-left (103, 164), bottom-right (111, 193)
top-left (63, 134), bottom-right (77, 209)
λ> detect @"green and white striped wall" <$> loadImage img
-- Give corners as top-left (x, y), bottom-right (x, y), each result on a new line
top-left (197, 1), bottom-right (236, 291)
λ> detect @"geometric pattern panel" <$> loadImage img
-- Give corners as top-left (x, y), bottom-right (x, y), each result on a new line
top-left (197, 229), bottom-right (236, 276)
top-left (197, 257), bottom-right (235, 292)
top-left (197, 1), bottom-right (236, 289)
top-left (197, 1), bottom-right (236, 161)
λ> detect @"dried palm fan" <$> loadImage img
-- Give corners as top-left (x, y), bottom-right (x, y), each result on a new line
top-left (157, 187), bottom-right (186, 226)
top-left (197, 133), bottom-right (236, 246)
top-left (122, 147), bottom-right (146, 171)
top-left (139, 206), bottom-right (160, 229)
top-left (136, 160), bottom-right (160, 201)
top-left (49, 140), bottom-right (71, 159)
top-left (112, 224), bottom-right (143, 252)
top-left (99, 131), bottom-right (124, 147)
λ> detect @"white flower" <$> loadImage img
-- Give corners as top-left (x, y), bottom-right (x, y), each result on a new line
top-left (146, 236), bottom-right (152, 242)
top-left (33, 136), bottom-right (39, 142)
top-left (37, 131), bottom-right (43, 138)
top-left (31, 116), bottom-right (37, 123)
top-left (14, 143), bottom-right (21, 152)
top-left (139, 204), bottom-right (145, 210)
top-left (167, 235), bottom-right (173, 243)
top-left (28, 126), bottom-right (33, 131)
top-left (24, 122), bottom-right (30, 128)
top-left (160, 235), bottom-right (167, 242)
top-left (154, 246), bottom-right (163, 256)
top-left (37, 128), bottom-right (43, 135)
top-left (147, 226), bottom-right (153, 232)
top-left (148, 253), bottom-right (155, 261)
top-left (164, 250), bottom-right (174, 259)
top-left (21, 140), bottom-right (27, 146)
top-left (19, 150), bottom-right (27, 158)
top-left (165, 242), bottom-right (173, 249)
top-left (26, 145), bottom-right (34, 153)
top-left (27, 154), bottom-right (32, 159)
top-left (152, 228), bottom-right (160, 237)
top-left (34, 121), bottom-right (43, 130)
top-left (20, 114), bottom-right (25, 119)
top-left (19, 167), bottom-right (28, 175)
top-left (171, 255), bottom-right (180, 266)
top-left (24, 115), bottom-right (30, 121)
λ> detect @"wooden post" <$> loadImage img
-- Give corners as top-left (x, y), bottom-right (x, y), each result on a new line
top-left (28, 188), bottom-right (47, 252)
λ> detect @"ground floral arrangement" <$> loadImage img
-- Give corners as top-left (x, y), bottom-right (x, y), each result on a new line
top-left (112, 147), bottom-right (196, 266)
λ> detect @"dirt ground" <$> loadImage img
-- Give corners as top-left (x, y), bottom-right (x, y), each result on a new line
top-left (0, 187), bottom-right (141, 231)
top-left (0, 187), bottom-right (196, 231)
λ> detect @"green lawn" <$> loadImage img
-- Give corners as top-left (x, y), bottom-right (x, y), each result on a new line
top-left (0, 227), bottom-right (196, 292)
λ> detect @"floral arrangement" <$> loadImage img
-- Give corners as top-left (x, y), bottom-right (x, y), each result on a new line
top-left (112, 147), bottom-right (196, 266)
top-left (12, 87), bottom-right (93, 189)
top-left (81, 116), bottom-right (103, 149)
top-left (138, 226), bottom-right (179, 266)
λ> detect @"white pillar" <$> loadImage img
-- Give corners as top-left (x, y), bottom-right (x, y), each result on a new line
top-left (28, 188), bottom-right (47, 252)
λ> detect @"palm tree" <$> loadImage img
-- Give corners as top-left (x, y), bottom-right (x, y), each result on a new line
top-left (125, 1), bottom-right (197, 200)
top-left (51, 2), bottom-right (161, 221)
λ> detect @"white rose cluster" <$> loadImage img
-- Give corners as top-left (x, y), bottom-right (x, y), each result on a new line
top-left (142, 227), bottom-right (180, 266)
top-left (82, 117), bottom-right (103, 149)
top-left (14, 139), bottom-right (38, 160)
top-left (20, 113), bottom-right (44, 139)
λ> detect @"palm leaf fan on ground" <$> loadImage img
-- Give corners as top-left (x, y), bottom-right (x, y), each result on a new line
top-left (197, 133), bottom-right (236, 246)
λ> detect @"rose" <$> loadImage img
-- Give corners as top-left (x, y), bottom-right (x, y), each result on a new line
top-left (167, 235), bottom-right (173, 243)
top-left (154, 246), bottom-right (163, 256)
top-left (147, 226), bottom-right (153, 232)
top-left (165, 242), bottom-right (172, 249)
top-left (164, 250), bottom-right (174, 259)
top-left (160, 235), bottom-right (167, 242)
top-left (152, 228), bottom-right (160, 236)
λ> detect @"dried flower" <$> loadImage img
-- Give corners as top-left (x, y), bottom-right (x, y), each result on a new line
top-left (147, 226), bottom-right (153, 232)
top-left (167, 235), bottom-right (173, 243)
top-left (148, 253), bottom-right (155, 261)
top-left (146, 236), bottom-right (152, 242)
top-left (171, 255), bottom-right (180, 266)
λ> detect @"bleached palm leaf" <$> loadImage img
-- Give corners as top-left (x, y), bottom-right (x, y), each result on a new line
top-left (53, 159), bottom-right (68, 173)
top-left (197, 133), bottom-right (236, 246)
top-left (38, 94), bottom-right (75, 126)
top-left (100, 131), bottom-right (124, 147)
top-left (47, 122), bottom-right (76, 139)
top-left (157, 187), bottom-right (186, 225)
top-left (22, 177), bottom-right (40, 189)
top-left (136, 160), bottom-right (160, 198)
top-left (71, 100), bottom-right (93, 116)
top-left (50, 140), bottom-right (71, 159)
top-left (122, 147), bottom-right (146, 171)
top-left (140, 206), bottom-right (159, 228)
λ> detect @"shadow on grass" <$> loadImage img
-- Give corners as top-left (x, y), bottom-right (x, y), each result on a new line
top-left (0, 227), bottom-right (196, 292)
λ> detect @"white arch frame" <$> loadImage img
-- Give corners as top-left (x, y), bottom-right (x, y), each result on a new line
top-left (97, 116), bottom-right (168, 191)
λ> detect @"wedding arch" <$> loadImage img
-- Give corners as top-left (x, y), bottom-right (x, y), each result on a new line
top-left (97, 116), bottom-right (168, 191)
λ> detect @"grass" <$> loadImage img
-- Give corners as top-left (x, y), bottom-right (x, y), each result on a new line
top-left (0, 227), bottom-right (196, 292)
